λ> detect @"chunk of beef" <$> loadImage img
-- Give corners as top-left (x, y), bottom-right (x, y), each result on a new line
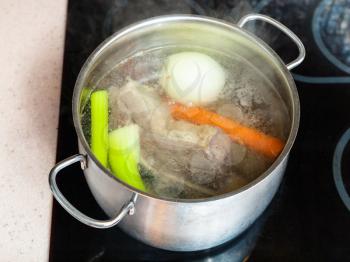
top-left (110, 80), bottom-right (232, 187)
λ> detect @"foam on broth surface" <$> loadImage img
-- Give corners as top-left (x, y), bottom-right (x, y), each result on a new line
top-left (81, 45), bottom-right (290, 199)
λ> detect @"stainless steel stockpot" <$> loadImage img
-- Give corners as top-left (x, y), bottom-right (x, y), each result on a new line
top-left (49, 14), bottom-right (305, 251)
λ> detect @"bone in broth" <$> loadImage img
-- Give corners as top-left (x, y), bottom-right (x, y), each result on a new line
top-left (81, 46), bottom-right (290, 199)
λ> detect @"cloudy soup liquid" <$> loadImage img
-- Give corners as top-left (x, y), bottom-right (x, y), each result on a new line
top-left (81, 45), bottom-right (290, 199)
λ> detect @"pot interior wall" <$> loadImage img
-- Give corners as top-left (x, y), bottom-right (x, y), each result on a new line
top-left (76, 17), bottom-right (294, 128)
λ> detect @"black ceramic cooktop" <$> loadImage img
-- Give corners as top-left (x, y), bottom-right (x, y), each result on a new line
top-left (50, 0), bottom-right (350, 261)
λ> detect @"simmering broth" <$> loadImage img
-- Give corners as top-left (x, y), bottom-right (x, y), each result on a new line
top-left (81, 45), bottom-right (290, 199)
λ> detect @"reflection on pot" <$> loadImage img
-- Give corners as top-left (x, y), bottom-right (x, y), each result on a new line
top-left (82, 205), bottom-right (270, 262)
top-left (191, 208), bottom-right (269, 262)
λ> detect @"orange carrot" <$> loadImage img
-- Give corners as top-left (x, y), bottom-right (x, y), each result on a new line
top-left (170, 103), bottom-right (285, 158)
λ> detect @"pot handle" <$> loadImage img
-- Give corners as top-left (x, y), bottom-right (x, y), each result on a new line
top-left (49, 154), bottom-right (137, 229)
top-left (237, 13), bottom-right (305, 70)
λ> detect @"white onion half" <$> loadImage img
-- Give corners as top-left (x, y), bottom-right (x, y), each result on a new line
top-left (161, 52), bottom-right (226, 105)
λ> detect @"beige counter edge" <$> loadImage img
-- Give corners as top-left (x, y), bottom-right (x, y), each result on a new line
top-left (0, 0), bottom-right (68, 261)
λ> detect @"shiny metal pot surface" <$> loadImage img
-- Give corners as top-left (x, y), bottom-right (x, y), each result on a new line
top-left (49, 14), bottom-right (304, 251)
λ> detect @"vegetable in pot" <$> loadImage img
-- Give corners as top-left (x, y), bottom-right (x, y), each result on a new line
top-left (170, 102), bottom-right (285, 158)
top-left (91, 90), bottom-right (109, 167)
top-left (161, 52), bottom-right (226, 105)
top-left (108, 124), bottom-right (146, 191)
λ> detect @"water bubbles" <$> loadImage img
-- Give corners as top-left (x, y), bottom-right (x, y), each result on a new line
top-left (82, 45), bottom-right (289, 199)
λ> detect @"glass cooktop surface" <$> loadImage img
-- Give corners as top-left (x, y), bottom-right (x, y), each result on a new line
top-left (50, 0), bottom-right (350, 261)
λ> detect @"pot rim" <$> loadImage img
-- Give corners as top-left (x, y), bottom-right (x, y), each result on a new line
top-left (72, 14), bottom-right (300, 204)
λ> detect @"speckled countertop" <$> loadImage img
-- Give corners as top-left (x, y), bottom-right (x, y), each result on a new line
top-left (0, 0), bottom-right (67, 261)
